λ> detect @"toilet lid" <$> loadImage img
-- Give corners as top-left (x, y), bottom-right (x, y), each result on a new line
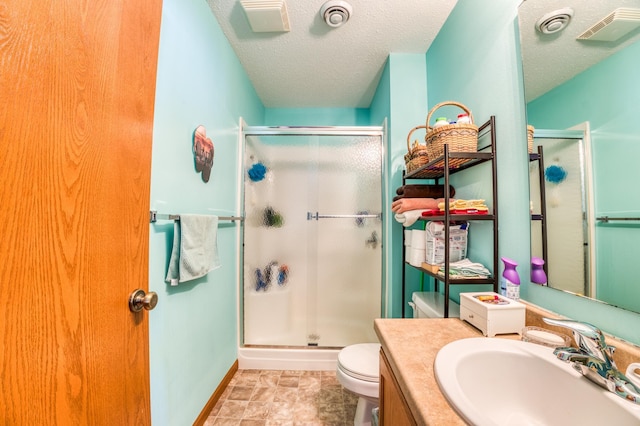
top-left (337, 343), bottom-right (381, 382)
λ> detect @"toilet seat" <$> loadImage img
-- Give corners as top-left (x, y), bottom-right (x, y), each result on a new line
top-left (337, 343), bottom-right (380, 383)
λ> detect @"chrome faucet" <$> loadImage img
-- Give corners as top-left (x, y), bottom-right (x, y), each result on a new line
top-left (543, 317), bottom-right (640, 404)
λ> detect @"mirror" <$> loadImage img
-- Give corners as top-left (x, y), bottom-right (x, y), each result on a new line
top-left (518, 0), bottom-right (640, 314)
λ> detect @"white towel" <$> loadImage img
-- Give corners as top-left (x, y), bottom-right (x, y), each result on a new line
top-left (165, 214), bottom-right (221, 285)
top-left (394, 209), bottom-right (428, 227)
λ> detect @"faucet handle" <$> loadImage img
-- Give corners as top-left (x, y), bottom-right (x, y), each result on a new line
top-left (542, 317), bottom-right (608, 351)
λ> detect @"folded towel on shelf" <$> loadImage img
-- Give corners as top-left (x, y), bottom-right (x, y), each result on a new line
top-left (437, 199), bottom-right (489, 213)
top-left (166, 214), bottom-right (221, 285)
top-left (391, 197), bottom-right (444, 214)
top-left (395, 184), bottom-right (455, 199)
top-left (394, 210), bottom-right (428, 227)
top-left (438, 258), bottom-right (491, 278)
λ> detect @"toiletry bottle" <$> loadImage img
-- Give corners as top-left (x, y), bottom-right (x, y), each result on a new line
top-left (531, 257), bottom-right (547, 286)
top-left (433, 117), bottom-right (449, 128)
top-left (501, 257), bottom-right (520, 301)
top-left (457, 113), bottom-right (471, 124)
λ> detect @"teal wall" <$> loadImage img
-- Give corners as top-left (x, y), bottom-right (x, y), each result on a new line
top-left (148, 0), bottom-right (264, 424)
top-left (526, 39), bottom-right (640, 341)
top-left (425, 0), bottom-right (530, 303)
top-left (384, 54), bottom-right (431, 317)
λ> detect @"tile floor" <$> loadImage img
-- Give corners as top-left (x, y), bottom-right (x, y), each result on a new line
top-left (204, 369), bottom-right (359, 426)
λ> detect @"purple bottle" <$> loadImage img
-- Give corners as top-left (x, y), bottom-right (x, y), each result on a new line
top-left (500, 257), bottom-right (520, 300)
top-left (531, 257), bottom-right (547, 286)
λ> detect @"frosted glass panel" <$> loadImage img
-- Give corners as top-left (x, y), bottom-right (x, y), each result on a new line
top-left (243, 131), bottom-right (382, 348)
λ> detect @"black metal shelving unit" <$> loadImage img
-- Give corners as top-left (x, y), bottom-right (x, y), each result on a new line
top-left (401, 116), bottom-right (499, 318)
top-left (530, 144), bottom-right (548, 277)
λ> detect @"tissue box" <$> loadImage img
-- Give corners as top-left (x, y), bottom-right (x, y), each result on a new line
top-left (460, 292), bottom-right (525, 337)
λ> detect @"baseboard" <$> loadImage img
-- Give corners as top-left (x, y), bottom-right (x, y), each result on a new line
top-left (192, 359), bottom-right (239, 426)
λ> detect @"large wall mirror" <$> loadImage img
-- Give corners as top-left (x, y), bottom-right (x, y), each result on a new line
top-left (518, 0), bottom-right (640, 314)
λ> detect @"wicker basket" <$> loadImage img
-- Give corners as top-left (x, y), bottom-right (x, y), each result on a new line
top-left (404, 125), bottom-right (429, 173)
top-left (527, 125), bottom-right (535, 154)
top-left (424, 101), bottom-right (478, 160)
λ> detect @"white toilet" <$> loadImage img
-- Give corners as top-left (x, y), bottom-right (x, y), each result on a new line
top-left (336, 293), bottom-right (458, 425)
top-left (336, 342), bottom-right (381, 426)
top-left (410, 291), bottom-right (460, 318)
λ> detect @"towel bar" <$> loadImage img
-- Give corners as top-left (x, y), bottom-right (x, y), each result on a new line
top-left (149, 210), bottom-right (244, 223)
top-left (306, 212), bottom-right (382, 221)
top-left (596, 216), bottom-right (640, 223)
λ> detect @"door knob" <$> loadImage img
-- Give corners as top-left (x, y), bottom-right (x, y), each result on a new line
top-left (129, 289), bottom-right (158, 313)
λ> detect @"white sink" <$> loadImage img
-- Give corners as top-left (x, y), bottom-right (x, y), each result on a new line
top-left (434, 338), bottom-right (640, 426)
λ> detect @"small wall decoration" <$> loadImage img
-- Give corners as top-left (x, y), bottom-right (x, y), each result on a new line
top-left (193, 125), bottom-right (214, 182)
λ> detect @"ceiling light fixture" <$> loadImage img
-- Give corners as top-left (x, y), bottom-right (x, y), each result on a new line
top-left (320, 0), bottom-right (352, 28)
top-left (536, 7), bottom-right (574, 35)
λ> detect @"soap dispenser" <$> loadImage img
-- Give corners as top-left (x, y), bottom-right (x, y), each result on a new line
top-left (500, 257), bottom-right (520, 301)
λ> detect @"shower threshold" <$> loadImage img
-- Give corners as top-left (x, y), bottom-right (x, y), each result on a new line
top-left (238, 345), bottom-right (341, 371)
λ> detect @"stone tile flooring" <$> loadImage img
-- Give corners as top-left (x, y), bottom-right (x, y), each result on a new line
top-left (204, 369), bottom-right (359, 426)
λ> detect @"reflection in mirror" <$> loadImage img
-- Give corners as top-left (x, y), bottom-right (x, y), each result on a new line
top-left (529, 128), bottom-right (594, 297)
top-left (518, 0), bottom-right (640, 314)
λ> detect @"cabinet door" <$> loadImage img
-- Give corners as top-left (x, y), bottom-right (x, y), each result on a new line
top-left (379, 350), bottom-right (417, 426)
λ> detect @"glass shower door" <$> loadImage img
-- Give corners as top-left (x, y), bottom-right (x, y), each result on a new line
top-left (242, 129), bottom-right (382, 348)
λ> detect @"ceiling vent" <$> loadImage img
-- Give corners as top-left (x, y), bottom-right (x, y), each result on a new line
top-left (577, 8), bottom-right (640, 42)
top-left (536, 8), bottom-right (574, 34)
top-left (240, 0), bottom-right (290, 33)
top-left (320, 1), bottom-right (353, 28)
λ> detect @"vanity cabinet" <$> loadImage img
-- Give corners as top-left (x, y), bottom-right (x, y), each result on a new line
top-left (379, 349), bottom-right (417, 426)
top-left (401, 116), bottom-right (499, 318)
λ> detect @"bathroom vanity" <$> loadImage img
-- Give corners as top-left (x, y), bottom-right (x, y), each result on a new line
top-left (374, 304), bottom-right (640, 425)
top-left (375, 318), bottom-right (480, 424)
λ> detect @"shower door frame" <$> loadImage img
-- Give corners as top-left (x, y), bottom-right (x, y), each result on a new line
top-left (239, 123), bottom-right (386, 349)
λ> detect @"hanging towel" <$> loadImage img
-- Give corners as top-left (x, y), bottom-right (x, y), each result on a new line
top-left (394, 209), bottom-right (428, 227)
top-left (165, 214), bottom-right (221, 285)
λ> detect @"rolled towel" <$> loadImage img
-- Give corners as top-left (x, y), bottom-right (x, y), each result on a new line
top-left (394, 209), bottom-right (428, 227)
top-left (392, 197), bottom-right (444, 214)
top-left (395, 184), bottom-right (455, 198)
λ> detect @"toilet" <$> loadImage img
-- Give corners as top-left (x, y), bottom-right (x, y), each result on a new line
top-left (336, 292), bottom-right (459, 425)
top-left (410, 291), bottom-right (460, 318)
top-left (336, 342), bottom-right (381, 426)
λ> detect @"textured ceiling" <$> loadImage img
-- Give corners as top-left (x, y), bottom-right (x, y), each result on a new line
top-left (518, 0), bottom-right (640, 102)
top-left (208, 0), bottom-right (458, 108)
top-left (208, 1), bottom-right (640, 108)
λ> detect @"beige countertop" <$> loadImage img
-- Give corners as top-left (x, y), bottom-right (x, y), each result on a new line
top-left (374, 305), bottom-right (640, 425)
top-left (374, 318), bottom-right (518, 425)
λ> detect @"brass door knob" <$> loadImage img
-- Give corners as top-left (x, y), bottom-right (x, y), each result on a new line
top-left (129, 289), bottom-right (158, 313)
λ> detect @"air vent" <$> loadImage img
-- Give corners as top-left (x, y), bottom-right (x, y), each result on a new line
top-left (577, 8), bottom-right (640, 42)
top-left (536, 8), bottom-right (573, 34)
top-left (320, 1), bottom-right (352, 28)
top-left (240, 0), bottom-right (290, 33)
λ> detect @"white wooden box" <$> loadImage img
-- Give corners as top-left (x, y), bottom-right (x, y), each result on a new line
top-left (459, 292), bottom-right (525, 337)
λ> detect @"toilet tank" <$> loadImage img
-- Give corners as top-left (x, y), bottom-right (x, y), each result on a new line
top-left (410, 292), bottom-right (460, 318)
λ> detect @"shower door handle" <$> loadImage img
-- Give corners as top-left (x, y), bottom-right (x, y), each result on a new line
top-left (306, 212), bottom-right (381, 221)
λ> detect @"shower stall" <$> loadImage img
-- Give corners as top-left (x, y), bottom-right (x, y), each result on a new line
top-left (240, 125), bottom-right (383, 367)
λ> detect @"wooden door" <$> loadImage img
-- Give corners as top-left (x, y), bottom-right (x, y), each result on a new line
top-left (0, 1), bottom-right (162, 424)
